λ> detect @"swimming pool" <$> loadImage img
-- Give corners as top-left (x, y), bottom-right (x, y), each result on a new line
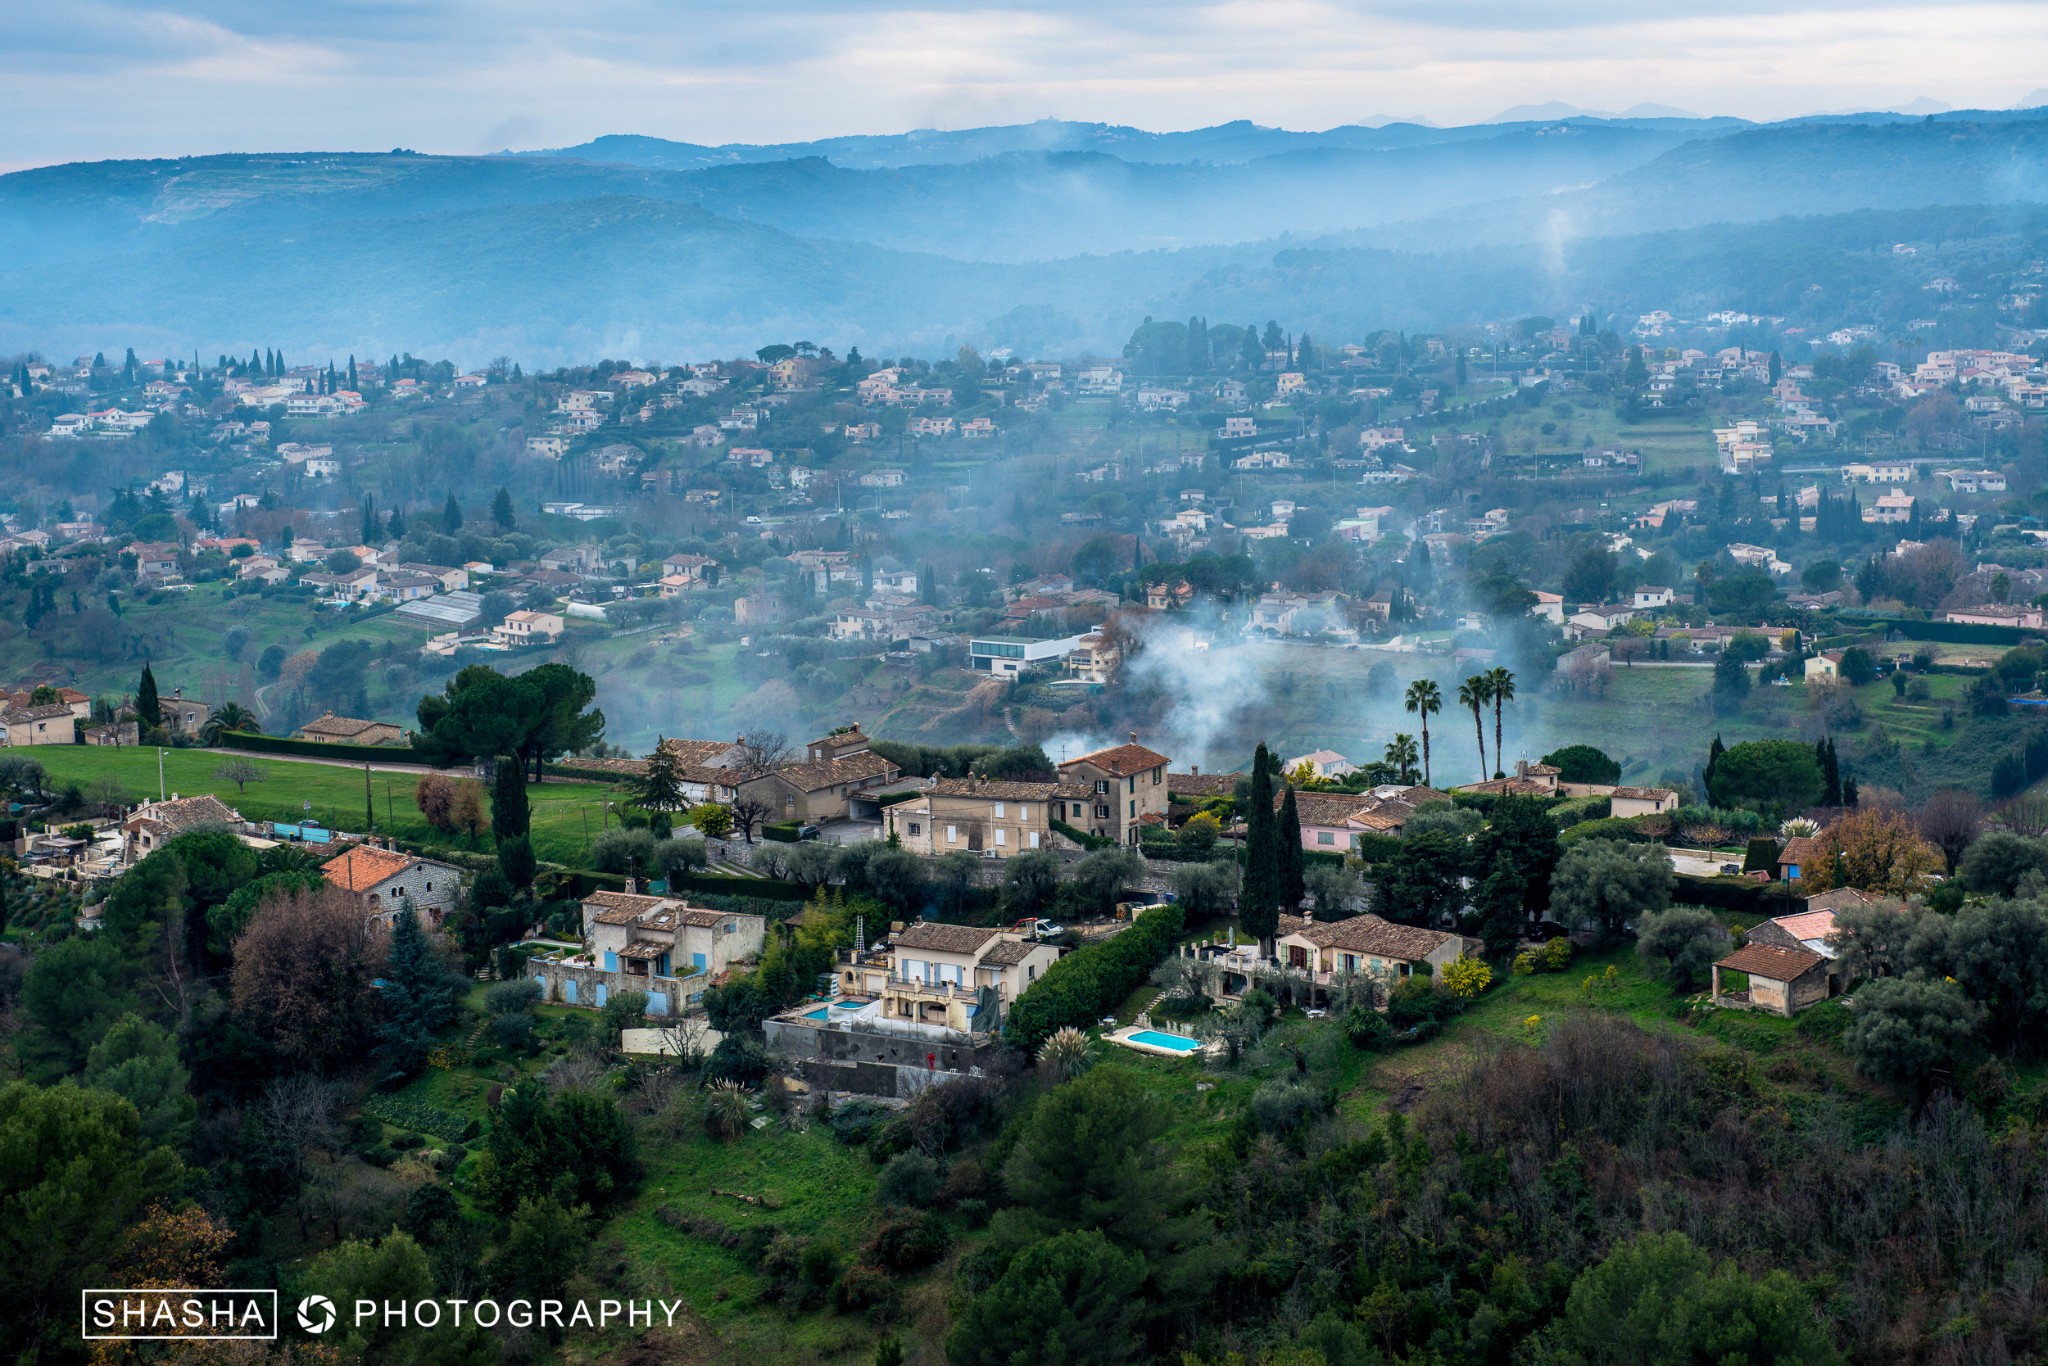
top-left (1116, 1028), bottom-right (1207, 1057)
top-left (802, 1007), bottom-right (832, 1020)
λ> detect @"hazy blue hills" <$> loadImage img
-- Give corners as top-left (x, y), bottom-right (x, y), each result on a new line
top-left (4, 111), bottom-right (2048, 362)
top-left (513, 114), bottom-right (1752, 171)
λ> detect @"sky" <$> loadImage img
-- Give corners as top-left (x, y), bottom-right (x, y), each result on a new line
top-left (5, 0), bottom-right (2048, 171)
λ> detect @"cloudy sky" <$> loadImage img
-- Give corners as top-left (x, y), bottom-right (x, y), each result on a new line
top-left (6, 0), bottom-right (2048, 169)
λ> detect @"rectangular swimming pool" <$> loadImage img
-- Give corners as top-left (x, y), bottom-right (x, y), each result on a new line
top-left (1126, 1029), bottom-right (1203, 1052)
top-left (802, 1007), bottom-right (832, 1020)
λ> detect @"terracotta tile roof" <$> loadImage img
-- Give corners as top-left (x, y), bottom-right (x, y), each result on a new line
top-left (1169, 771), bottom-right (1240, 799)
top-left (1802, 887), bottom-right (1876, 914)
top-left (1610, 785), bottom-right (1676, 801)
top-left (585, 891), bottom-right (670, 923)
top-left (1778, 836), bottom-right (1828, 866)
top-left (662, 738), bottom-right (740, 765)
top-left (1460, 777), bottom-right (1554, 797)
top-left (681, 908), bottom-right (731, 927)
top-left (127, 794), bottom-right (240, 832)
top-left (322, 844), bottom-right (416, 893)
top-left (981, 940), bottom-right (1038, 966)
top-left (1716, 942), bottom-right (1827, 980)
top-left (766, 751), bottom-right (899, 792)
top-left (1297, 913), bottom-right (1459, 961)
top-left (618, 941), bottom-right (667, 960)
top-left (1291, 792), bottom-right (1376, 826)
top-left (1061, 743), bottom-right (1171, 778)
top-left (924, 778), bottom-right (1062, 801)
top-left (1766, 909), bottom-right (1839, 947)
top-left (299, 712), bottom-right (397, 739)
top-left (893, 921), bottom-right (1003, 954)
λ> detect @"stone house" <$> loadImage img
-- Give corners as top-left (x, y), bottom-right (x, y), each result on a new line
top-left (884, 776), bottom-right (1083, 856)
top-left (1055, 738), bottom-right (1172, 846)
top-left (320, 843), bottom-right (466, 926)
top-left (1711, 941), bottom-right (1832, 1017)
top-left (122, 794), bottom-right (242, 862)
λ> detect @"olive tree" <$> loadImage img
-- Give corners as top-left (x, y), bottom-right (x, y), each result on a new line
top-left (1551, 838), bottom-right (1673, 944)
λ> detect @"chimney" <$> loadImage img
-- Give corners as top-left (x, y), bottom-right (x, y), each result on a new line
top-left (626, 876), bottom-right (639, 895)
top-left (1128, 731), bottom-right (1138, 744)
top-left (1191, 765), bottom-right (1200, 776)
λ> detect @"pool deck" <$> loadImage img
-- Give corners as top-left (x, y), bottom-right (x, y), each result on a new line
top-left (1109, 1024), bottom-right (1215, 1059)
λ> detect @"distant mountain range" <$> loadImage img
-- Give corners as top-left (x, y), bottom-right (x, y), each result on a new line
top-left (3, 108), bottom-right (2047, 363)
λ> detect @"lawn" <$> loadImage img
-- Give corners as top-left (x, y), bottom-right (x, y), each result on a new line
top-left (31, 745), bottom-right (623, 866)
top-left (0, 581), bottom-right (429, 718)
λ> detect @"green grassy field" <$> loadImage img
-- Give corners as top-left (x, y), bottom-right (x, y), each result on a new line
top-left (31, 746), bottom-right (622, 865)
top-left (0, 581), bottom-right (429, 715)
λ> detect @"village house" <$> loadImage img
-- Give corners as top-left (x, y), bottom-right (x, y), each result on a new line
top-left (493, 610), bottom-right (565, 647)
top-left (735, 727), bottom-right (901, 826)
top-left (764, 919), bottom-right (1061, 1096)
top-left (0, 703), bottom-right (76, 746)
top-left (321, 843), bottom-right (466, 926)
top-left (529, 890), bottom-right (766, 1015)
top-left (123, 794), bottom-right (242, 862)
top-left (884, 776), bottom-right (1078, 856)
top-left (296, 713), bottom-right (407, 746)
top-left (834, 921), bottom-right (1061, 1033)
top-left (1286, 749), bottom-right (1358, 781)
top-left (1055, 739), bottom-right (1172, 847)
top-left (159, 689), bottom-right (211, 738)
top-left (1242, 911), bottom-right (1472, 991)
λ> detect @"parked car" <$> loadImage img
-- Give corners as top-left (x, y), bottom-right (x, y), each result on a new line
top-left (797, 824), bottom-right (821, 841)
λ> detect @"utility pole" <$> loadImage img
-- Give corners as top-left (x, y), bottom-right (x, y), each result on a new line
top-left (157, 748), bottom-right (165, 802)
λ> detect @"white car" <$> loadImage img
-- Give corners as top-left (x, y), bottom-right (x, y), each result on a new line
top-left (1031, 920), bottom-right (1066, 941)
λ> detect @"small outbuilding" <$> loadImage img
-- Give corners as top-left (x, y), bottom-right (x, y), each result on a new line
top-left (1711, 942), bottom-right (1831, 1018)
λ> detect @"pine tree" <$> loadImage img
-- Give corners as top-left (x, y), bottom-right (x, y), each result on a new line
top-left (492, 487), bottom-right (516, 530)
top-left (637, 739), bottom-right (687, 813)
top-left (1240, 743), bottom-right (1281, 953)
top-left (378, 905), bottom-right (457, 1078)
top-left (1277, 785), bottom-right (1305, 911)
top-left (442, 494), bottom-right (463, 535)
top-left (135, 662), bottom-right (161, 729)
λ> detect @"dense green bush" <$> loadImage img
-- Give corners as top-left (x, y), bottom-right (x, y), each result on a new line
top-left (1004, 902), bottom-right (1186, 1050)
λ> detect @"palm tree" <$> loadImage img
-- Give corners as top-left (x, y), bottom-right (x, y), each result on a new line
top-left (201, 702), bottom-right (258, 746)
top-left (1385, 733), bottom-right (1420, 785)
top-left (1457, 674), bottom-right (1493, 783)
top-left (1485, 667), bottom-right (1517, 779)
top-left (1403, 679), bottom-right (1442, 786)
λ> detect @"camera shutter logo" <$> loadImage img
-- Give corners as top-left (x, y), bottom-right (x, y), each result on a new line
top-left (296, 1296), bottom-right (337, 1334)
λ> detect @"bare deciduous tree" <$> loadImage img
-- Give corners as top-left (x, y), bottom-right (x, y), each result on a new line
top-left (231, 886), bottom-right (386, 1070)
top-left (1918, 788), bottom-right (1986, 873)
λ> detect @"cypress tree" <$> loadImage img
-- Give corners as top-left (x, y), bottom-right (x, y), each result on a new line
top-left (1277, 785), bottom-right (1305, 911)
top-left (442, 494), bottom-right (463, 534)
top-left (492, 487), bottom-right (516, 530)
top-left (360, 494), bottom-right (377, 545)
top-left (492, 757), bottom-right (529, 843)
top-left (388, 506), bottom-right (406, 539)
top-left (347, 355), bottom-right (358, 390)
top-left (1240, 742), bottom-right (1280, 954)
top-left (135, 662), bottom-right (161, 729)
top-left (1705, 733), bottom-right (1725, 789)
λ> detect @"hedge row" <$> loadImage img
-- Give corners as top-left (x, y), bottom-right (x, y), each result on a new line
top-left (762, 822), bottom-right (802, 844)
top-left (542, 762), bottom-right (635, 784)
top-left (1051, 817), bottom-right (1117, 851)
top-left (1451, 790), bottom-right (1565, 815)
top-left (671, 871), bottom-right (810, 901)
top-left (1671, 872), bottom-right (1803, 918)
top-left (217, 731), bottom-right (435, 764)
top-left (1003, 901), bottom-right (1186, 1051)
